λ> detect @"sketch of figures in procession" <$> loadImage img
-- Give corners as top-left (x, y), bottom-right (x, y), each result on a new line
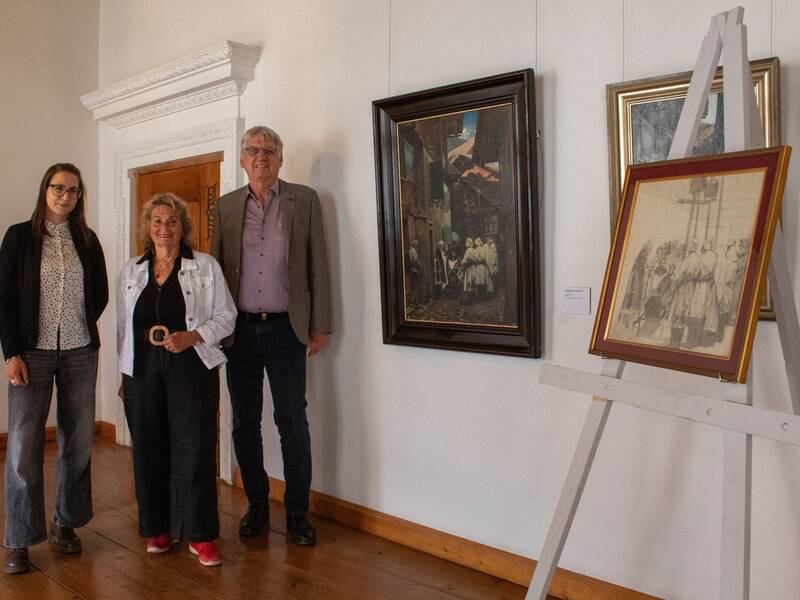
top-left (398, 103), bottom-right (518, 327)
top-left (608, 169), bottom-right (766, 357)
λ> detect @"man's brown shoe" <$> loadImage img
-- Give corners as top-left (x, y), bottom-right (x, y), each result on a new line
top-left (48, 522), bottom-right (81, 554)
top-left (3, 548), bottom-right (30, 574)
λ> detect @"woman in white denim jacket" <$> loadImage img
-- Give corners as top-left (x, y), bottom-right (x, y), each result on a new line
top-left (117, 193), bottom-right (235, 567)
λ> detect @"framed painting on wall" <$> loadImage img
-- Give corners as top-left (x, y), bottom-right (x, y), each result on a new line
top-left (590, 146), bottom-right (791, 382)
top-left (372, 69), bottom-right (541, 358)
top-left (606, 57), bottom-right (780, 318)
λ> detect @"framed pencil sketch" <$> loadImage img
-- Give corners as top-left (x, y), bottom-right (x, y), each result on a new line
top-left (590, 146), bottom-right (791, 382)
top-left (373, 69), bottom-right (541, 357)
top-left (606, 57), bottom-right (780, 318)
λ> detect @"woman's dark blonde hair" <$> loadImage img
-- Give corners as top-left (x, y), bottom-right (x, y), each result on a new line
top-left (139, 192), bottom-right (194, 254)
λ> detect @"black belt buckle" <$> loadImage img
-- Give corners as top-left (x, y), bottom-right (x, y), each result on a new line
top-left (148, 325), bottom-right (169, 346)
top-left (239, 311), bottom-right (288, 322)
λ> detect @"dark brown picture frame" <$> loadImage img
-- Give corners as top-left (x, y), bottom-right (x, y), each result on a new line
top-left (590, 146), bottom-right (791, 382)
top-left (373, 69), bottom-right (541, 357)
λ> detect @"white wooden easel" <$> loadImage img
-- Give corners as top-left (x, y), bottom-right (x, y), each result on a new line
top-left (528, 7), bottom-right (800, 600)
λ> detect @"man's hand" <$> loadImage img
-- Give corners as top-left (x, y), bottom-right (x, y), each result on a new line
top-left (7, 356), bottom-right (29, 387)
top-left (307, 332), bottom-right (329, 356)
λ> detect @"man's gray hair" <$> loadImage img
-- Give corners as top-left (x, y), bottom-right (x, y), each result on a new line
top-left (241, 126), bottom-right (284, 153)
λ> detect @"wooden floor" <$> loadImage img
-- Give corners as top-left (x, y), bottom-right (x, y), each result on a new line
top-left (0, 439), bottom-right (537, 599)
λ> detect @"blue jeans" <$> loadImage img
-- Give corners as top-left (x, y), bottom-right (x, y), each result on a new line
top-left (225, 316), bottom-right (311, 515)
top-left (4, 346), bottom-right (98, 548)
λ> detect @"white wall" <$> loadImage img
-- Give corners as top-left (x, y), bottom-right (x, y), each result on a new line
top-left (94, 1), bottom-right (800, 598)
top-left (0, 0), bottom-right (99, 431)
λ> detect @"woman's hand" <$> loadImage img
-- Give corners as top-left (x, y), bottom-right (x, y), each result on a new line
top-left (7, 356), bottom-right (28, 387)
top-left (164, 331), bottom-right (204, 353)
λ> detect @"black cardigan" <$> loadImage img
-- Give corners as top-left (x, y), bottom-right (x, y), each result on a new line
top-left (0, 220), bottom-right (109, 360)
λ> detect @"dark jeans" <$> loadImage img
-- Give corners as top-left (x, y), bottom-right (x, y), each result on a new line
top-left (4, 346), bottom-right (98, 548)
top-left (226, 316), bottom-right (311, 515)
top-left (122, 344), bottom-right (219, 542)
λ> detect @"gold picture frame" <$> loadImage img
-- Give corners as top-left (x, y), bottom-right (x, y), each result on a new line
top-left (606, 57), bottom-right (780, 318)
top-left (590, 146), bottom-right (791, 382)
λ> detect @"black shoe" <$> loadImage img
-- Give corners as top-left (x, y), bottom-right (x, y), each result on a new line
top-left (3, 547), bottom-right (29, 574)
top-left (239, 503), bottom-right (269, 537)
top-left (286, 514), bottom-right (316, 546)
top-left (48, 522), bottom-right (82, 554)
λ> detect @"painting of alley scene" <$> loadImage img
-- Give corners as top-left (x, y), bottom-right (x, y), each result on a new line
top-left (607, 169), bottom-right (766, 357)
top-left (397, 103), bottom-right (518, 327)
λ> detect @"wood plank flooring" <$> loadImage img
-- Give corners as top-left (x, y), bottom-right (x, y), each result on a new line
top-left (0, 440), bottom-right (539, 600)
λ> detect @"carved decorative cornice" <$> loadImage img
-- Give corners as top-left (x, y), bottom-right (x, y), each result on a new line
top-left (106, 81), bottom-right (245, 128)
top-left (81, 41), bottom-right (260, 128)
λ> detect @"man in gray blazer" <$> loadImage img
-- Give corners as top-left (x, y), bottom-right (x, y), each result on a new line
top-left (211, 125), bottom-right (331, 546)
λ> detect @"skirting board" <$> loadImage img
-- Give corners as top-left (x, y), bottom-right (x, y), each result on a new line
top-left (96, 420), bottom-right (116, 442)
top-left (0, 420), bottom-right (117, 450)
top-left (233, 470), bottom-right (660, 600)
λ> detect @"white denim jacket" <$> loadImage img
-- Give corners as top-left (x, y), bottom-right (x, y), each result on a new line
top-left (117, 250), bottom-right (236, 376)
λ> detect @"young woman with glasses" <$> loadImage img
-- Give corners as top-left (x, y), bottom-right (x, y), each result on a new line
top-left (0, 163), bottom-right (108, 574)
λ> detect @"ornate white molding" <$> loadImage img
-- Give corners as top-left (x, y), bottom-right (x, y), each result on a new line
top-left (106, 80), bottom-right (245, 128)
top-left (81, 41), bottom-right (260, 128)
top-left (113, 118), bottom-right (242, 272)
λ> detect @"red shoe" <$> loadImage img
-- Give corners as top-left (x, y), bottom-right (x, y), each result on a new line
top-left (189, 541), bottom-right (222, 566)
top-left (146, 534), bottom-right (177, 554)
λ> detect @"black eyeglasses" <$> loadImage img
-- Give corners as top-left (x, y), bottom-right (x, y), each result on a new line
top-left (48, 184), bottom-right (82, 199)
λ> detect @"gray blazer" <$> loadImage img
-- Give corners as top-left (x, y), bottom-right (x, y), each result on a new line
top-left (210, 180), bottom-right (332, 346)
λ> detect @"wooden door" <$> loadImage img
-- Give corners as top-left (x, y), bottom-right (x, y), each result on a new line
top-left (130, 152), bottom-right (223, 255)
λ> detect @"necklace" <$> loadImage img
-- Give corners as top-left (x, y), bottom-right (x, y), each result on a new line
top-left (154, 255), bottom-right (177, 283)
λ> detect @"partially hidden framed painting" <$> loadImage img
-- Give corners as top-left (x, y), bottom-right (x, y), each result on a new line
top-left (606, 57), bottom-right (781, 318)
top-left (590, 146), bottom-right (791, 382)
top-left (373, 69), bottom-right (541, 357)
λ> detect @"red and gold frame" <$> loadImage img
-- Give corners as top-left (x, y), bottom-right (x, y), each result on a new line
top-left (590, 146), bottom-right (791, 382)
